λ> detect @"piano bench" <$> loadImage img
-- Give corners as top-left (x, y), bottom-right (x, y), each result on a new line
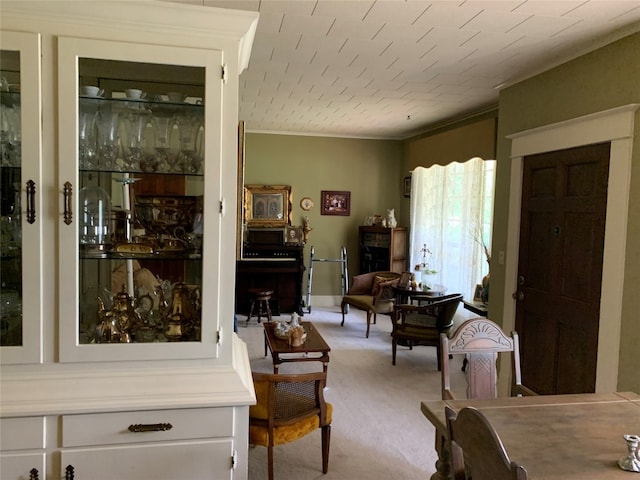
top-left (247, 288), bottom-right (274, 324)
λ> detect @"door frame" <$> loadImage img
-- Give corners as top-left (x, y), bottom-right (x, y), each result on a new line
top-left (503, 104), bottom-right (638, 392)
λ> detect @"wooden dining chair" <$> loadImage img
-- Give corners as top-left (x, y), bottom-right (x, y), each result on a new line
top-left (440, 317), bottom-right (536, 400)
top-left (249, 371), bottom-right (332, 480)
top-left (446, 406), bottom-right (529, 480)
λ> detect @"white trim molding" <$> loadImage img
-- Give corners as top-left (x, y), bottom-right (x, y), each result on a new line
top-left (505, 104), bottom-right (639, 393)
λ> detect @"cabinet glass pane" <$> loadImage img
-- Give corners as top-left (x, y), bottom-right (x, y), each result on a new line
top-left (0, 49), bottom-right (22, 347)
top-left (77, 58), bottom-right (205, 345)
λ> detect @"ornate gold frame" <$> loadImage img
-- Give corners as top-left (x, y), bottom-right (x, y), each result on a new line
top-left (244, 184), bottom-right (292, 227)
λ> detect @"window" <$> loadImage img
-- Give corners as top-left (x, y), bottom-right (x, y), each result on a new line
top-left (409, 157), bottom-right (495, 299)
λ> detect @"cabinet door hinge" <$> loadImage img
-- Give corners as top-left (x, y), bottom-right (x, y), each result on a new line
top-left (231, 449), bottom-right (238, 469)
top-left (221, 64), bottom-right (228, 84)
top-left (217, 328), bottom-right (223, 345)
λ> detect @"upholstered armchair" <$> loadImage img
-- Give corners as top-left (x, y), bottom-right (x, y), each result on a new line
top-left (249, 371), bottom-right (332, 480)
top-left (340, 271), bottom-right (401, 337)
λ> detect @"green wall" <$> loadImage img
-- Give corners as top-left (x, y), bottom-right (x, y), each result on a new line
top-left (241, 32), bottom-right (640, 392)
top-left (244, 133), bottom-right (403, 298)
top-left (492, 32), bottom-right (640, 392)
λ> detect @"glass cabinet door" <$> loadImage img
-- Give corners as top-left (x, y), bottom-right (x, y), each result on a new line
top-left (57, 37), bottom-right (222, 363)
top-left (0, 31), bottom-right (43, 365)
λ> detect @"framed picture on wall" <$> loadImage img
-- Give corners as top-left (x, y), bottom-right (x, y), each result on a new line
top-left (403, 175), bottom-right (411, 198)
top-left (321, 190), bottom-right (350, 216)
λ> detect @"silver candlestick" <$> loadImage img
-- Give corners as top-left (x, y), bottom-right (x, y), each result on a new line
top-left (618, 434), bottom-right (640, 472)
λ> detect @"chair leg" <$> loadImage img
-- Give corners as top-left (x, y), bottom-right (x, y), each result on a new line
top-left (322, 424), bottom-right (331, 474)
top-left (247, 299), bottom-right (256, 323)
top-left (268, 444), bottom-right (274, 480)
top-left (264, 299), bottom-right (272, 323)
top-left (340, 301), bottom-right (347, 326)
top-left (365, 311), bottom-right (372, 338)
top-left (392, 338), bottom-right (397, 365)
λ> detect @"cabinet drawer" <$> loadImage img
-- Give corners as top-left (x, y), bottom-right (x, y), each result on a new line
top-left (61, 439), bottom-right (233, 480)
top-left (0, 417), bottom-right (45, 450)
top-left (0, 452), bottom-right (46, 480)
top-left (62, 407), bottom-right (233, 447)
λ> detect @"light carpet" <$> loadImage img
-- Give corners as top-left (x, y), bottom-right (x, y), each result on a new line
top-left (237, 306), bottom-right (471, 480)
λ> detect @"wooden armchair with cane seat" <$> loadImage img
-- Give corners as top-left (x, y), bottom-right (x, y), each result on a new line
top-left (391, 293), bottom-right (463, 369)
top-left (249, 371), bottom-right (332, 480)
top-left (440, 317), bottom-right (537, 400)
top-left (340, 271), bottom-right (401, 337)
top-left (446, 406), bottom-right (529, 480)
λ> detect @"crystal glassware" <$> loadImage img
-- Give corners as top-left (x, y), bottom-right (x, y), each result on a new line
top-left (176, 112), bottom-right (203, 174)
top-left (95, 108), bottom-right (122, 170)
top-left (150, 112), bottom-right (177, 173)
top-left (122, 109), bottom-right (151, 172)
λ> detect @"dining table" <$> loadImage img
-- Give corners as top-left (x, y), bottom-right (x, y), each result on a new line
top-left (421, 391), bottom-right (640, 480)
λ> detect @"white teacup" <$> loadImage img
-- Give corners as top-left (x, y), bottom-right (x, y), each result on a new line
top-left (80, 85), bottom-right (103, 97)
top-left (125, 88), bottom-right (146, 100)
top-left (167, 92), bottom-right (185, 103)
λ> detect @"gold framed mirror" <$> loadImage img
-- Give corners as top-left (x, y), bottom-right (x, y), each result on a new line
top-left (244, 184), bottom-right (292, 227)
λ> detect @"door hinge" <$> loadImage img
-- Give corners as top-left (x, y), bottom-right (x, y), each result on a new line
top-left (219, 198), bottom-right (225, 215)
top-left (217, 328), bottom-right (223, 345)
top-left (231, 449), bottom-right (238, 469)
top-left (221, 64), bottom-right (228, 84)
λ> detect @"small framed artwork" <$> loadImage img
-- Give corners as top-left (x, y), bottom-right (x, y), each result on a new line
top-left (403, 176), bottom-right (411, 198)
top-left (285, 225), bottom-right (303, 245)
top-left (473, 284), bottom-right (484, 302)
top-left (321, 190), bottom-right (350, 216)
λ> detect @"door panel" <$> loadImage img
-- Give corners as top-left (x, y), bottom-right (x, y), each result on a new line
top-left (516, 143), bottom-right (609, 394)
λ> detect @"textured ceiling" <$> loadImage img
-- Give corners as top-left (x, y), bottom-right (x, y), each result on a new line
top-left (173, 0), bottom-right (640, 139)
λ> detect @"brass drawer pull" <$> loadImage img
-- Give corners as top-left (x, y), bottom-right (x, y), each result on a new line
top-left (26, 180), bottom-right (36, 224)
top-left (128, 422), bottom-right (173, 432)
top-left (63, 181), bottom-right (72, 225)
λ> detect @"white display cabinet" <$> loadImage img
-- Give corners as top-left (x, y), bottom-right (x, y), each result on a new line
top-left (0, 31), bottom-right (44, 366)
top-left (0, 2), bottom-right (258, 479)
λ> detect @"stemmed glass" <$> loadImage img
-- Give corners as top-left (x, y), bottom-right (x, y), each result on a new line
top-left (122, 109), bottom-right (151, 172)
top-left (150, 112), bottom-right (177, 173)
top-left (78, 99), bottom-right (99, 169)
top-left (95, 107), bottom-right (122, 170)
top-left (1, 104), bottom-right (21, 167)
top-left (176, 112), bottom-right (203, 174)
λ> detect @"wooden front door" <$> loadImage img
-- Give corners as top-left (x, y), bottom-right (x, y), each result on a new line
top-left (515, 143), bottom-right (610, 394)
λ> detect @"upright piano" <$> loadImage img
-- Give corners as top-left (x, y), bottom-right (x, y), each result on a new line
top-left (235, 243), bottom-right (305, 316)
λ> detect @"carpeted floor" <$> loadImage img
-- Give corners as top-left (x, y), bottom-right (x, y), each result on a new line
top-left (237, 306), bottom-right (470, 480)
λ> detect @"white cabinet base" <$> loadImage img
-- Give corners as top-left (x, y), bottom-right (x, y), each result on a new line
top-left (61, 440), bottom-right (234, 480)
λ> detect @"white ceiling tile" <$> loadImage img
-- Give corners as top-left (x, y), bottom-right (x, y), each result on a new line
top-left (190, 0), bottom-right (640, 138)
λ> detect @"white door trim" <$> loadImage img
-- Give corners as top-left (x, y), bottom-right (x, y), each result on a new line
top-left (504, 104), bottom-right (639, 393)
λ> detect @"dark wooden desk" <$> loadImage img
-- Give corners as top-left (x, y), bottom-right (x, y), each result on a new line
top-left (462, 300), bottom-right (488, 317)
top-left (421, 392), bottom-right (640, 480)
top-left (263, 321), bottom-right (331, 373)
top-left (393, 284), bottom-right (446, 304)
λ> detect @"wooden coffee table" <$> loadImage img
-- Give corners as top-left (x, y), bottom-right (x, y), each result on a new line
top-left (263, 321), bottom-right (331, 373)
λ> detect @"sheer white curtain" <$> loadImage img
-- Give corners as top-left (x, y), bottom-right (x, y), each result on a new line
top-left (409, 157), bottom-right (496, 299)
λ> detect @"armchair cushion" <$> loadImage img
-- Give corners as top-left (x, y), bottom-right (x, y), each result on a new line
top-left (372, 275), bottom-right (399, 300)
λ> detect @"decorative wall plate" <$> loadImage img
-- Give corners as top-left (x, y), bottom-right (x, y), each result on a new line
top-left (300, 197), bottom-right (314, 211)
